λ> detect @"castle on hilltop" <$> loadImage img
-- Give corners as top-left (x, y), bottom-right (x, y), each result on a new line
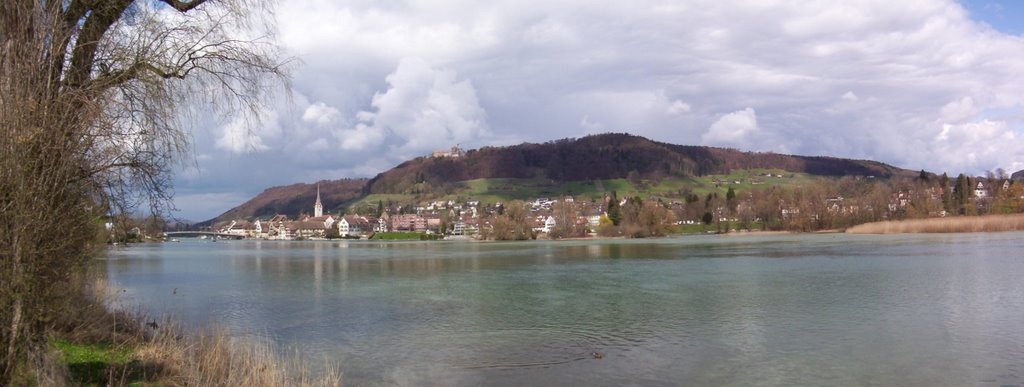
top-left (431, 144), bottom-right (464, 158)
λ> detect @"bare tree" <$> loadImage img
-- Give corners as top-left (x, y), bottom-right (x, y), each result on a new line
top-left (1, 0), bottom-right (288, 381)
top-left (549, 199), bottom-right (582, 239)
top-left (485, 201), bottom-right (534, 240)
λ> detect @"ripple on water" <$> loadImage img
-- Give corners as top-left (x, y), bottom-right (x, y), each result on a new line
top-left (442, 326), bottom-right (642, 370)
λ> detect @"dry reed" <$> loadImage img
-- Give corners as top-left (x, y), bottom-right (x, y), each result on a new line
top-left (135, 321), bottom-right (342, 387)
top-left (53, 275), bottom-right (342, 386)
top-left (845, 213), bottom-right (1024, 234)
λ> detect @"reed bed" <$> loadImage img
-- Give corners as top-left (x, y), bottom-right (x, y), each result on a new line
top-left (50, 276), bottom-right (342, 386)
top-left (134, 321), bottom-right (342, 387)
top-left (845, 214), bottom-right (1024, 234)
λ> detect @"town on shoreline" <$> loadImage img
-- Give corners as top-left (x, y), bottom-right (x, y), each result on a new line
top-left (191, 172), bottom-right (1024, 241)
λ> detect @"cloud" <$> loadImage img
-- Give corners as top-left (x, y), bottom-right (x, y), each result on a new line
top-left (215, 112), bottom-right (275, 154)
top-left (667, 100), bottom-right (692, 115)
top-left (939, 96), bottom-right (977, 123)
top-left (172, 0), bottom-right (1024, 220)
top-left (930, 119), bottom-right (1019, 172)
top-left (580, 115), bottom-right (605, 132)
top-left (340, 57), bottom-right (490, 156)
top-left (302, 102), bottom-right (343, 126)
top-left (702, 108), bottom-right (759, 148)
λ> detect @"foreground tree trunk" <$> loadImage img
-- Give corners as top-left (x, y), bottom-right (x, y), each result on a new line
top-left (0, 0), bottom-right (288, 382)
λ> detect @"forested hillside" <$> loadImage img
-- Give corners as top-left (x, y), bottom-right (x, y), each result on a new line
top-left (365, 133), bottom-right (914, 195)
top-left (204, 133), bottom-right (918, 224)
top-left (200, 178), bottom-right (367, 225)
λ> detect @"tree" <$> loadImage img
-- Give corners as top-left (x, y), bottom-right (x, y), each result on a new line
top-left (1, 0), bottom-right (288, 381)
top-left (634, 200), bottom-right (676, 237)
top-left (702, 211), bottom-right (714, 225)
top-left (486, 200), bottom-right (533, 240)
top-left (607, 195), bottom-right (622, 226)
top-left (954, 174), bottom-right (971, 214)
top-left (725, 187), bottom-right (737, 215)
top-left (549, 199), bottom-right (582, 239)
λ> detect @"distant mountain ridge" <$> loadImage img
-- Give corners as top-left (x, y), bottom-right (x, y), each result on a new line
top-left (199, 178), bottom-right (367, 226)
top-left (202, 133), bottom-right (916, 225)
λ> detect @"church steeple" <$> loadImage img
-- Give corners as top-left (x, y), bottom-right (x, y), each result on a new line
top-left (314, 184), bottom-right (323, 217)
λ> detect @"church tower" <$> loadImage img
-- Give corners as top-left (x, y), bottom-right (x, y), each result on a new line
top-left (314, 184), bottom-right (323, 217)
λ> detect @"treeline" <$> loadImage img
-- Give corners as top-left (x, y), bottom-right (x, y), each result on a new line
top-left (677, 173), bottom-right (1024, 232)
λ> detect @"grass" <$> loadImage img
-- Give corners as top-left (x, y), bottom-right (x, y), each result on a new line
top-left (45, 276), bottom-right (342, 386)
top-left (345, 193), bottom-right (416, 212)
top-left (443, 170), bottom-right (823, 205)
top-left (370, 231), bottom-right (424, 240)
top-left (52, 339), bottom-right (139, 386)
top-left (846, 213), bottom-right (1024, 234)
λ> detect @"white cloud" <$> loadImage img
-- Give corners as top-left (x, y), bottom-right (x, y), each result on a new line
top-left (939, 96), bottom-right (977, 123)
top-left (215, 112), bottom-right (275, 154)
top-left (580, 115), bottom-right (605, 132)
top-left (341, 57), bottom-right (490, 156)
top-left (702, 108), bottom-right (759, 148)
top-left (302, 102), bottom-right (343, 126)
top-left (338, 123), bottom-right (386, 151)
top-left (174, 0), bottom-right (1024, 220)
top-left (667, 100), bottom-right (692, 115)
top-left (930, 119), bottom-right (1018, 172)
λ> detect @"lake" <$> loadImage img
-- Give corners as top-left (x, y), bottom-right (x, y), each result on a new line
top-left (103, 232), bottom-right (1024, 386)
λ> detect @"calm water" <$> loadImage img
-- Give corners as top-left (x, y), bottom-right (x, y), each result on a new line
top-left (104, 232), bottom-right (1024, 386)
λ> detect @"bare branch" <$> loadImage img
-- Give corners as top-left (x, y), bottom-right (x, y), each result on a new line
top-left (158, 0), bottom-right (211, 12)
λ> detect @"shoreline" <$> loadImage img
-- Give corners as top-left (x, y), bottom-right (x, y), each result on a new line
top-left (845, 213), bottom-right (1024, 234)
top-left (176, 215), bottom-right (1024, 246)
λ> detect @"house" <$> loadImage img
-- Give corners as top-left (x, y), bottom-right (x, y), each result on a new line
top-left (307, 215), bottom-right (336, 230)
top-left (425, 216), bottom-right (442, 233)
top-left (254, 219), bottom-right (263, 236)
top-left (375, 213), bottom-right (390, 232)
top-left (294, 214), bottom-right (335, 239)
top-left (338, 215), bottom-right (371, 237)
top-left (282, 223), bottom-right (298, 240)
top-left (391, 214), bottom-right (427, 232)
top-left (825, 196), bottom-right (844, 213)
top-left (974, 182), bottom-right (988, 198)
top-left (260, 214), bottom-right (291, 240)
top-left (295, 219), bottom-right (325, 239)
top-left (541, 216), bottom-right (556, 233)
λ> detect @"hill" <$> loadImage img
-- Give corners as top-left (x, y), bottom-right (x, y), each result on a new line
top-left (1013, 169), bottom-right (1024, 181)
top-left (365, 133), bottom-right (913, 195)
top-left (202, 133), bottom-right (917, 225)
top-left (199, 178), bottom-right (367, 226)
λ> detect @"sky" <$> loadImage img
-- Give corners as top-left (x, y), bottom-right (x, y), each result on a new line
top-left (171, 0), bottom-right (1024, 221)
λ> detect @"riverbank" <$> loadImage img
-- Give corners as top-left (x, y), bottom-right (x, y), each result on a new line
top-left (845, 213), bottom-right (1024, 234)
top-left (46, 275), bottom-right (341, 386)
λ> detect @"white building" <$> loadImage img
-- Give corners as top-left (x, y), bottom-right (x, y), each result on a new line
top-left (541, 216), bottom-right (556, 233)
